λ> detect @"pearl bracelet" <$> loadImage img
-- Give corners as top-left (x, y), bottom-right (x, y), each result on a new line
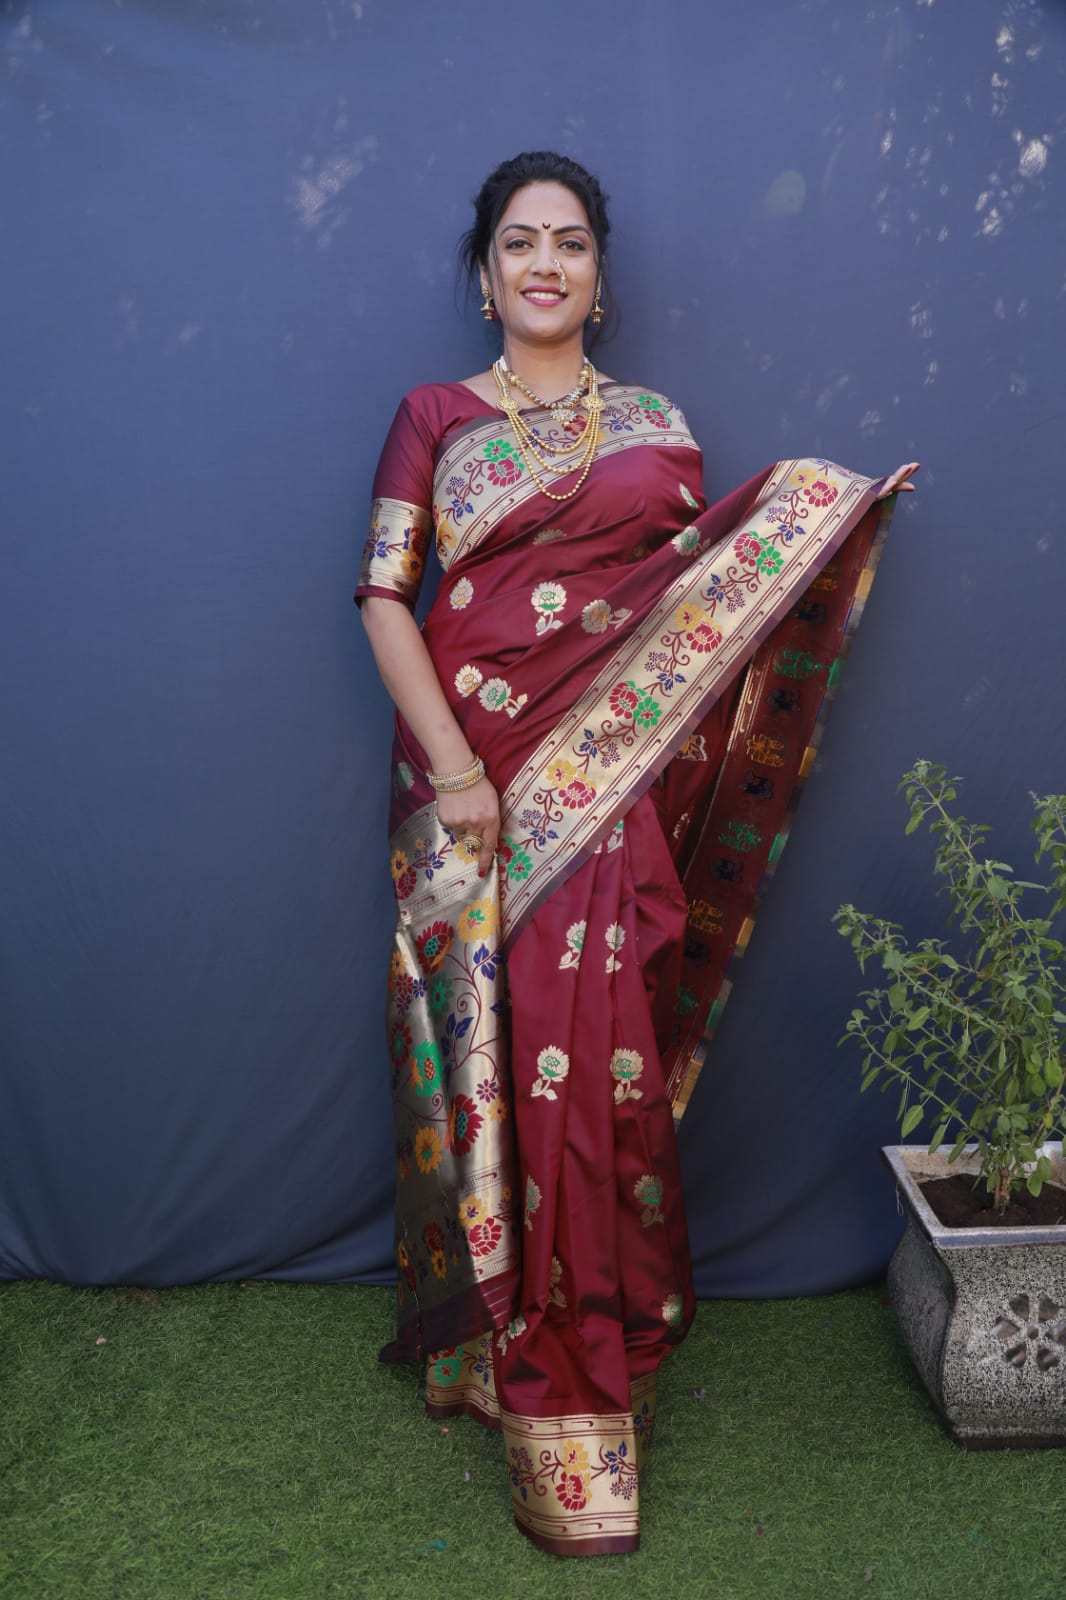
top-left (426, 755), bottom-right (486, 793)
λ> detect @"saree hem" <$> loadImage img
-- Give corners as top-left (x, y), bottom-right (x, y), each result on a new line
top-left (513, 1520), bottom-right (640, 1558)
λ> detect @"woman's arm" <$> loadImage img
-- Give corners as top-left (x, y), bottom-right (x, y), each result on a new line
top-left (360, 597), bottom-right (500, 876)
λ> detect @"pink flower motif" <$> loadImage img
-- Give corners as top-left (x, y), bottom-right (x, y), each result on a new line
top-left (642, 408), bottom-right (669, 430)
top-left (560, 775), bottom-right (597, 810)
top-left (609, 682), bottom-right (640, 719)
top-left (466, 1216), bottom-right (503, 1258)
top-left (687, 620), bottom-right (723, 653)
top-left (734, 533), bottom-right (762, 566)
top-left (395, 866), bottom-right (417, 901)
top-left (556, 1471), bottom-right (590, 1510)
top-left (486, 457), bottom-right (522, 487)
top-left (804, 477), bottom-right (838, 507)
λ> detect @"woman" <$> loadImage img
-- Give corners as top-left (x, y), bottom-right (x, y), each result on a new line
top-left (356, 151), bottom-right (918, 1557)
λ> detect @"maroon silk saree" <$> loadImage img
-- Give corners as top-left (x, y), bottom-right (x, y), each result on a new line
top-left (356, 382), bottom-right (894, 1555)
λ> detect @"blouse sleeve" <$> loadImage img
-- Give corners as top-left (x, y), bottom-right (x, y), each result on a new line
top-left (354, 393), bottom-right (436, 610)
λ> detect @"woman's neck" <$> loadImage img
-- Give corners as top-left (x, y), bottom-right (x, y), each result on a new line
top-left (500, 335), bottom-right (589, 399)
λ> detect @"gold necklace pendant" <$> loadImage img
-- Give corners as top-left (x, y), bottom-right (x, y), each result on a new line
top-left (492, 358), bottom-right (602, 502)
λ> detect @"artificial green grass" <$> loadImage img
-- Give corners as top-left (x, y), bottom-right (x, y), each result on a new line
top-left (0, 1279), bottom-right (1059, 1600)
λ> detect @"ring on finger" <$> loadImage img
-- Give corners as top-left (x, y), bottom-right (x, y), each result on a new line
top-left (461, 834), bottom-right (484, 852)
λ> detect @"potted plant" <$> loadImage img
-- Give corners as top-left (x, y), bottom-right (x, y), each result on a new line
top-left (834, 760), bottom-right (1066, 1446)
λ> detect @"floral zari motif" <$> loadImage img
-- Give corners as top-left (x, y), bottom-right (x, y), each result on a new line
top-left (386, 814), bottom-right (520, 1352)
top-left (502, 1407), bottom-right (644, 1553)
top-left (493, 459), bottom-right (877, 942)
top-left (357, 497), bottom-right (431, 607)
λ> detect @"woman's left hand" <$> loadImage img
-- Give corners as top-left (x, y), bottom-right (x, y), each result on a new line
top-left (876, 461), bottom-right (920, 500)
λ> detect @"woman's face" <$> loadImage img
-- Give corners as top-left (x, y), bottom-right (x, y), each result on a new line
top-left (483, 180), bottom-right (599, 347)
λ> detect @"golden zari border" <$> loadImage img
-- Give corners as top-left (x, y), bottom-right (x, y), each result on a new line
top-left (425, 1332), bottom-right (500, 1428)
top-left (357, 496), bottom-right (431, 606)
top-left (496, 459), bottom-right (877, 942)
top-left (432, 390), bottom-right (700, 572)
top-left (502, 1405), bottom-right (644, 1555)
top-left (386, 829), bottom-right (520, 1349)
top-left (667, 493), bottom-right (896, 1120)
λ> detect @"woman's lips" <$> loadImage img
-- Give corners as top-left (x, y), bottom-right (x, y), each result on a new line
top-left (522, 289), bottom-right (566, 305)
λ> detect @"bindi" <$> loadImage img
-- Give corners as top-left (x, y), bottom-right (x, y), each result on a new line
top-left (542, 221), bottom-right (551, 228)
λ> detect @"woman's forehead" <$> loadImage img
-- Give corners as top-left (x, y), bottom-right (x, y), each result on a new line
top-left (497, 181), bottom-right (590, 234)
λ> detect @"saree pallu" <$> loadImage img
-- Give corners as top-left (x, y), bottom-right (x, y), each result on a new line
top-left (357, 383), bottom-right (895, 1556)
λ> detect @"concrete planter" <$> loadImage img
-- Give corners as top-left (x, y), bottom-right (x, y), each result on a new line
top-left (884, 1142), bottom-right (1066, 1448)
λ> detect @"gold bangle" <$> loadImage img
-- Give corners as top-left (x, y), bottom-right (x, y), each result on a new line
top-left (426, 756), bottom-right (486, 793)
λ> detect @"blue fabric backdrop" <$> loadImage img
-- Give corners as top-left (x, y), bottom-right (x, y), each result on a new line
top-left (2, 0), bottom-right (1063, 1293)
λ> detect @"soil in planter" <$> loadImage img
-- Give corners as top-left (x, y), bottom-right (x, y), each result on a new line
top-left (920, 1175), bottom-right (1066, 1228)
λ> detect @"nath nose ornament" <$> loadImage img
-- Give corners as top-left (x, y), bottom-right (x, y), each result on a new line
top-left (552, 257), bottom-right (568, 293)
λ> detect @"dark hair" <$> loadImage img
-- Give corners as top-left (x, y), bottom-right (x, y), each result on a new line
top-left (457, 151), bottom-right (614, 338)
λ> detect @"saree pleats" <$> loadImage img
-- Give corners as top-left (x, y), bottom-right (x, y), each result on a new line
top-left (360, 386), bottom-right (895, 1557)
top-left (427, 795), bottom-right (692, 1554)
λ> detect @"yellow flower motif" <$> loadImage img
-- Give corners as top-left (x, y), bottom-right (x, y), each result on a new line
top-left (458, 899), bottom-right (499, 942)
top-left (457, 1194), bottom-right (486, 1230)
top-left (430, 1249), bottom-right (447, 1280)
top-left (543, 756), bottom-right (577, 788)
top-left (390, 850), bottom-right (409, 882)
top-left (487, 1099), bottom-right (508, 1123)
top-left (673, 600), bottom-right (706, 632)
top-left (560, 1439), bottom-right (590, 1474)
top-left (454, 837), bottom-right (480, 866)
top-left (398, 550), bottom-right (423, 582)
top-left (413, 1126), bottom-right (442, 1174)
top-left (450, 577), bottom-right (474, 610)
top-left (389, 950), bottom-right (407, 982)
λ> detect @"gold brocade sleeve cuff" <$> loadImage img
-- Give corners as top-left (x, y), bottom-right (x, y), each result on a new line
top-left (355, 497), bottom-right (432, 609)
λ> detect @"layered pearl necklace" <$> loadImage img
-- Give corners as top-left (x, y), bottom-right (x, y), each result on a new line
top-left (491, 355), bottom-right (604, 502)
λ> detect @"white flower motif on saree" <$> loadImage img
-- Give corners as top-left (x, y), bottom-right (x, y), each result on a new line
top-left (449, 577), bottom-right (474, 610)
top-left (454, 663), bottom-right (483, 697)
top-left (610, 1047), bottom-right (644, 1104)
top-left (533, 1045), bottom-right (570, 1101)
top-left (531, 580), bottom-right (568, 634)
top-left (581, 598), bottom-right (633, 634)
top-left (605, 923), bottom-right (625, 973)
top-left (558, 921), bottom-right (586, 971)
top-left (525, 1175), bottom-right (542, 1231)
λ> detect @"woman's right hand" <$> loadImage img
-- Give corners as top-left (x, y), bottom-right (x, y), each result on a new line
top-left (435, 776), bottom-right (501, 878)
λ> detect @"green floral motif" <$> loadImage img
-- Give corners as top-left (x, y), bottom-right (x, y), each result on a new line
top-left (773, 647), bottom-right (827, 680)
top-left (636, 394), bottom-right (666, 411)
top-left (671, 525), bottom-right (700, 555)
top-left (394, 761), bottom-right (414, 792)
top-left (412, 1039), bottom-right (444, 1097)
top-left (675, 985), bottom-right (698, 1017)
top-left (427, 972), bottom-right (453, 1017)
top-left (717, 819), bottom-right (763, 853)
top-left (756, 536), bottom-right (784, 576)
top-left (429, 1350), bottom-right (463, 1386)
top-left (634, 693), bottom-right (663, 729)
top-left (484, 438), bottom-right (520, 462)
top-left (501, 836), bottom-right (533, 881)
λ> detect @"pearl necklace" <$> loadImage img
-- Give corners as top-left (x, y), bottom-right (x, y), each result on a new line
top-left (491, 358), bottom-right (604, 503)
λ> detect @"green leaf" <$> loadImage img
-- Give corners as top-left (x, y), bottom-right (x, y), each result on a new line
top-left (928, 1121), bottom-right (949, 1152)
top-left (901, 1105), bottom-right (924, 1138)
top-left (1045, 1059), bottom-right (1064, 1090)
top-left (908, 1006), bottom-right (931, 1030)
top-left (888, 984), bottom-right (908, 1012)
top-left (1027, 1170), bottom-right (1045, 1198)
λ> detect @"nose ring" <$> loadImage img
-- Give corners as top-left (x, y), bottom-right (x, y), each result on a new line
top-left (552, 256), bottom-right (568, 294)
